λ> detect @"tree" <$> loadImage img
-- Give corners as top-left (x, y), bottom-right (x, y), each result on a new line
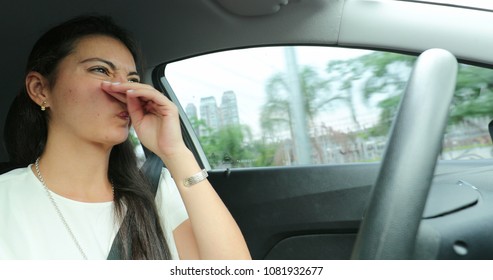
top-left (325, 57), bottom-right (368, 129)
top-left (348, 52), bottom-right (493, 136)
top-left (356, 52), bottom-right (416, 137)
top-left (188, 116), bottom-right (209, 137)
top-left (449, 64), bottom-right (493, 125)
top-left (261, 66), bottom-right (348, 135)
top-left (199, 124), bottom-right (254, 169)
top-left (260, 66), bottom-right (349, 164)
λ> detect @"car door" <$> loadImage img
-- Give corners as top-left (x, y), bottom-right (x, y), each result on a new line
top-left (152, 45), bottom-right (493, 260)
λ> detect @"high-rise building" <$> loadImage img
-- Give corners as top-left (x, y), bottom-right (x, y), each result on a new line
top-left (198, 91), bottom-right (240, 135)
top-left (199, 96), bottom-right (220, 135)
top-left (220, 90), bottom-right (239, 127)
top-left (185, 103), bottom-right (198, 120)
top-left (185, 103), bottom-right (199, 136)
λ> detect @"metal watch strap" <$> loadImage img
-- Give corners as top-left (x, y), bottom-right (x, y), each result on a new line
top-left (183, 169), bottom-right (208, 187)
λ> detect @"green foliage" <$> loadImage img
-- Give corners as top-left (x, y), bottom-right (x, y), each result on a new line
top-left (319, 53), bottom-right (415, 134)
top-left (260, 72), bottom-right (292, 138)
top-left (188, 116), bottom-right (208, 136)
top-left (340, 52), bottom-right (493, 136)
top-left (199, 124), bottom-right (256, 169)
top-left (261, 66), bottom-right (346, 138)
top-left (449, 64), bottom-right (493, 123)
top-left (250, 139), bottom-right (278, 167)
top-left (360, 52), bottom-right (415, 102)
top-left (196, 50), bottom-right (493, 168)
top-left (128, 130), bottom-right (140, 147)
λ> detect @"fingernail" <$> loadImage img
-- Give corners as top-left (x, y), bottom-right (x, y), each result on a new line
top-left (127, 89), bottom-right (135, 93)
top-left (112, 82), bottom-right (121, 85)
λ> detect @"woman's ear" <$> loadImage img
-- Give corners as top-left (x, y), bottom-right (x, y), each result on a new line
top-left (25, 71), bottom-right (50, 109)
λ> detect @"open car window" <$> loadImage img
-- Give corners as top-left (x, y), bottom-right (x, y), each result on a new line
top-left (161, 46), bottom-right (493, 169)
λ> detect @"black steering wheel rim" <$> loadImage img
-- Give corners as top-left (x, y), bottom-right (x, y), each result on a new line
top-left (351, 49), bottom-right (458, 259)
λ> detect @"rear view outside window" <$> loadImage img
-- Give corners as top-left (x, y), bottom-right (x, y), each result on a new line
top-left (164, 47), bottom-right (493, 169)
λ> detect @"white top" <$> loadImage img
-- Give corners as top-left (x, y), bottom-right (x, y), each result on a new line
top-left (0, 165), bottom-right (188, 260)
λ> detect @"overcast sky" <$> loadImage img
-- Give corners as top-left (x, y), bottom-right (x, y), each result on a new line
top-left (164, 46), bottom-right (377, 137)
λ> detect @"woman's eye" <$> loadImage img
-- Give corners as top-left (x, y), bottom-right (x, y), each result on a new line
top-left (128, 78), bottom-right (140, 83)
top-left (90, 66), bottom-right (110, 75)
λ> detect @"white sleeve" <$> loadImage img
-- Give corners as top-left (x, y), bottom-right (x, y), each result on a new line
top-left (155, 168), bottom-right (189, 260)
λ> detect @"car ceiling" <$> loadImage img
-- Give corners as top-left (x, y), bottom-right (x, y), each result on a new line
top-left (1, 0), bottom-right (493, 161)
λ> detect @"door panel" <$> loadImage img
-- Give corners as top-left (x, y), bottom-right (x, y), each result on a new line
top-left (208, 160), bottom-right (493, 259)
top-left (156, 45), bottom-right (493, 259)
top-left (208, 164), bottom-right (378, 259)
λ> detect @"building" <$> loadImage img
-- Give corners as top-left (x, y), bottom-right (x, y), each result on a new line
top-left (220, 90), bottom-right (240, 127)
top-left (185, 103), bottom-right (198, 120)
top-left (199, 96), bottom-right (220, 136)
top-left (197, 91), bottom-right (240, 136)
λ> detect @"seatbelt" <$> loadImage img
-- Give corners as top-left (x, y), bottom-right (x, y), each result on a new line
top-left (107, 150), bottom-right (163, 260)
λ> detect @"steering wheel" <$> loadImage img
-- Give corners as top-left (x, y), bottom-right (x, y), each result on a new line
top-left (351, 49), bottom-right (458, 259)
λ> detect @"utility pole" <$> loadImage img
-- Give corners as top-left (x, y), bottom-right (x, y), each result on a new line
top-left (284, 47), bottom-right (312, 165)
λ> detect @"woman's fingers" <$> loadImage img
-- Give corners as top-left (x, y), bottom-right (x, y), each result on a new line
top-left (101, 81), bottom-right (174, 116)
top-left (126, 93), bottom-right (145, 124)
top-left (105, 90), bottom-right (127, 104)
top-left (102, 82), bottom-right (170, 106)
top-left (103, 82), bottom-right (179, 130)
top-left (102, 82), bottom-right (186, 157)
top-left (101, 81), bottom-right (127, 103)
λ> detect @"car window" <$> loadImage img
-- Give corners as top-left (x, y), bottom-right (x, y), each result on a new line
top-left (162, 46), bottom-right (493, 169)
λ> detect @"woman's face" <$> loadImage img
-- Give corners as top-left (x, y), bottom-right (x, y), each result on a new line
top-left (45, 35), bottom-right (139, 148)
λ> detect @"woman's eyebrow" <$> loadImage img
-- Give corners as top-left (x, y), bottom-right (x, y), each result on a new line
top-left (80, 57), bottom-right (139, 77)
top-left (128, 70), bottom-right (140, 77)
top-left (80, 57), bottom-right (116, 69)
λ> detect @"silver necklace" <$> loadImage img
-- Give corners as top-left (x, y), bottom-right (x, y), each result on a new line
top-left (35, 158), bottom-right (91, 259)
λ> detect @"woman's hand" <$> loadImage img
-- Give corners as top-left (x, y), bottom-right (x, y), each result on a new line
top-left (101, 81), bottom-right (188, 159)
top-left (101, 81), bottom-right (252, 260)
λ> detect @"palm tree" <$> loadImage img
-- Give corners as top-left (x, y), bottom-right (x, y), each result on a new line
top-left (356, 52), bottom-right (493, 135)
top-left (260, 66), bottom-right (347, 164)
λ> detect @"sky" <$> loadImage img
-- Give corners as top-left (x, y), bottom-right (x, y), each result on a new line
top-left (164, 46), bottom-right (377, 138)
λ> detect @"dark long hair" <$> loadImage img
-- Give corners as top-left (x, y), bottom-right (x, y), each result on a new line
top-left (5, 15), bottom-right (171, 259)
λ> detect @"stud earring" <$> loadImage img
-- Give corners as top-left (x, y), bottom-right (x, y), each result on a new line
top-left (41, 101), bottom-right (47, 111)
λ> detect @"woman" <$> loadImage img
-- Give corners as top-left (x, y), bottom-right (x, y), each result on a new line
top-left (0, 15), bottom-right (251, 260)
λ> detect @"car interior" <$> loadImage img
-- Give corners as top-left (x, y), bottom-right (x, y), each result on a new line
top-left (2, 0), bottom-right (493, 259)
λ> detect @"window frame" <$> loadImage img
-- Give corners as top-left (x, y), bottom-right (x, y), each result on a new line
top-left (153, 46), bottom-right (493, 170)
